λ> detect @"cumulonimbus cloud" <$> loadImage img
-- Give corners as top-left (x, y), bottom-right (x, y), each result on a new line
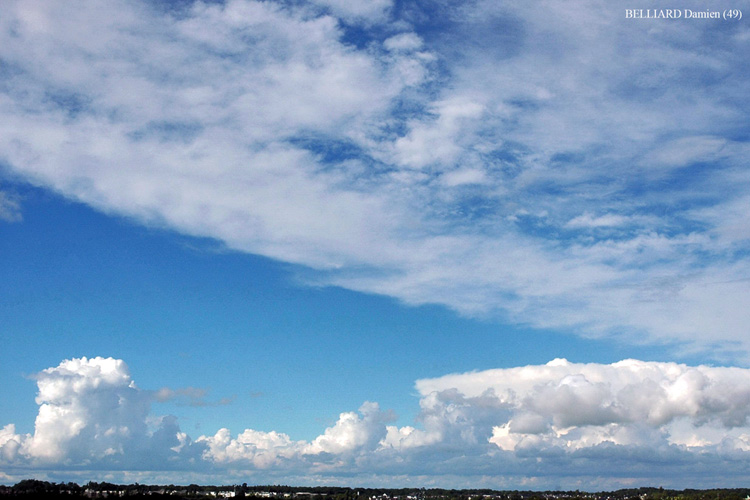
top-left (5, 357), bottom-right (750, 488)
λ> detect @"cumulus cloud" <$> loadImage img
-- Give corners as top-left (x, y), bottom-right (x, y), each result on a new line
top-left (199, 428), bottom-right (304, 467)
top-left (23, 357), bottom-right (146, 461)
top-left (0, 0), bottom-right (748, 356)
top-left (0, 424), bottom-right (23, 463)
top-left (304, 402), bottom-right (393, 455)
top-left (197, 401), bottom-right (396, 472)
top-left (416, 359), bottom-right (750, 453)
top-left (5, 357), bottom-right (196, 468)
top-left (7, 357), bottom-right (750, 488)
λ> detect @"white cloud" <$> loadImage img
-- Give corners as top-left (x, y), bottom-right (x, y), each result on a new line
top-left (417, 359), bottom-right (750, 453)
top-left (310, 0), bottom-right (392, 23)
top-left (0, 191), bottom-right (22, 223)
top-left (389, 97), bottom-right (485, 169)
top-left (23, 357), bottom-right (144, 461)
top-left (304, 402), bottom-right (392, 455)
top-left (690, 192), bottom-right (750, 246)
top-left (0, 424), bottom-right (24, 462)
top-left (565, 213), bottom-right (631, 229)
top-left (649, 136), bottom-right (728, 167)
top-left (198, 402), bottom-right (394, 468)
top-left (379, 425), bottom-right (440, 450)
top-left (7, 357), bottom-right (191, 467)
top-left (440, 168), bottom-right (487, 187)
top-left (0, 0), bottom-right (749, 358)
top-left (7, 357), bottom-right (750, 487)
top-left (199, 428), bottom-right (304, 467)
top-left (384, 33), bottom-right (423, 52)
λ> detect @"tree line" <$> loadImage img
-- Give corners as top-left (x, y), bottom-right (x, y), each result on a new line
top-left (2, 480), bottom-right (750, 500)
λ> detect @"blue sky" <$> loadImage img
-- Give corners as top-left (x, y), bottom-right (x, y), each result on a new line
top-left (3, 186), bottom-right (668, 441)
top-left (1, 0), bottom-right (750, 490)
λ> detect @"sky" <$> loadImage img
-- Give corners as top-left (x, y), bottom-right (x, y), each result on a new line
top-left (1, 0), bottom-right (749, 490)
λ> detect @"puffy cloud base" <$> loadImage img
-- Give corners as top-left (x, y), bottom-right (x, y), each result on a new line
top-left (6, 357), bottom-right (750, 488)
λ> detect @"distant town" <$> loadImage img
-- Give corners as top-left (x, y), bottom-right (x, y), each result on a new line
top-left (2, 481), bottom-right (750, 500)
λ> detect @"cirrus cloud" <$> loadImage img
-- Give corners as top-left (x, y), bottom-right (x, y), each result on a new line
top-left (0, 0), bottom-right (748, 356)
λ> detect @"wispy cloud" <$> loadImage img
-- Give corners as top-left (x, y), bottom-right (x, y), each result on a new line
top-left (0, 190), bottom-right (22, 223)
top-left (0, 0), bottom-right (748, 357)
top-left (154, 387), bottom-right (235, 407)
